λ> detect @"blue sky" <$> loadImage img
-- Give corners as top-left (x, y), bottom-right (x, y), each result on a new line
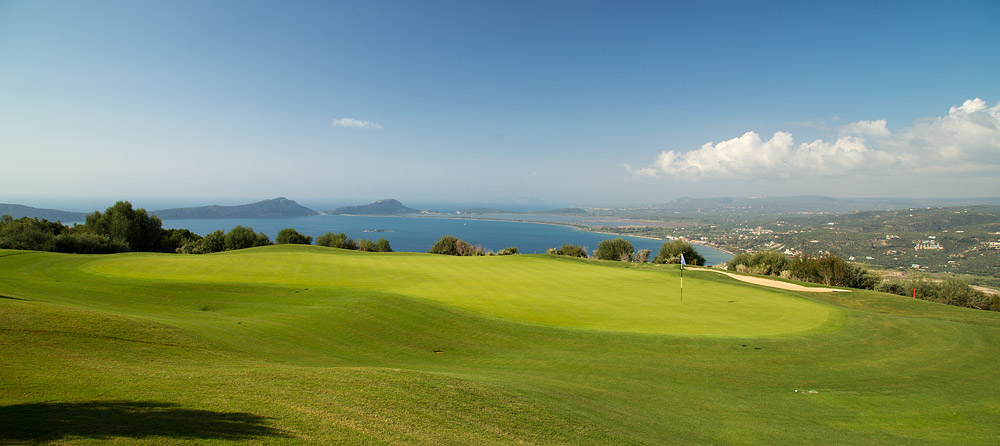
top-left (2, 0), bottom-right (998, 209)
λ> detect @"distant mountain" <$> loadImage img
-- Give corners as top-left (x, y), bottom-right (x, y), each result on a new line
top-left (329, 199), bottom-right (419, 215)
top-left (152, 197), bottom-right (317, 219)
top-left (657, 196), bottom-right (1000, 217)
top-left (0, 204), bottom-right (88, 222)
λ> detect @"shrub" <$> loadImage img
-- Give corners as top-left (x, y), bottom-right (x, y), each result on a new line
top-left (844, 263), bottom-right (879, 290)
top-left (552, 244), bottom-right (588, 258)
top-left (728, 250), bottom-right (788, 275)
top-left (596, 238), bottom-right (634, 261)
top-left (223, 226), bottom-right (271, 251)
top-left (358, 239), bottom-right (375, 252)
top-left (84, 201), bottom-right (163, 252)
top-left (428, 235), bottom-right (482, 256)
top-left (653, 239), bottom-right (705, 265)
top-left (316, 232), bottom-right (357, 250)
top-left (874, 279), bottom-right (906, 295)
top-left (374, 237), bottom-right (392, 252)
top-left (276, 228), bottom-right (312, 245)
top-left (633, 249), bottom-right (651, 263)
top-left (159, 229), bottom-right (201, 253)
top-left (54, 232), bottom-right (127, 254)
top-left (429, 235), bottom-right (460, 255)
top-left (498, 246), bottom-right (519, 255)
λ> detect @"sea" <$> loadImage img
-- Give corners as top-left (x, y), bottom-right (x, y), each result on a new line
top-left (160, 214), bottom-right (733, 265)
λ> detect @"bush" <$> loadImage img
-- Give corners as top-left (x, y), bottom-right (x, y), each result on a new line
top-left (199, 230), bottom-right (226, 253)
top-left (374, 237), bottom-right (392, 252)
top-left (316, 232), bottom-right (357, 250)
top-left (159, 229), bottom-right (201, 253)
top-left (727, 250), bottom-right (787, 275)
top-left (874, 280), bottom-right (906, 295)
top-left (276, 228), bottom-right (312, 245)
top-left (0, 216), bottom-right (68, 252)
top-left (632, 249), bottom-right (651, 263)
top-left (428, 235), bottom-right (482, 256)
top-left (844, 263), bottom-right (879, 290)
top-left (595, 238), bottom-right (634, 261)
top-left (653, 239), bottom-right (705, 265)
top-left (429, 235), bottom-right (460, 255)
top-left (873, 275), bottom-right (994, 311)
top-left (84, 201), bottom-right (164, 252)
top-left (223, 226), bottom-right (271, 251)
top-left (551, 244), bottom-right (588, 258)
top-left (54, 232), bottom-right (127, 254)
top-left (498, 246), bottom-right (519, 255)
top-left (358, 239), bottom-right (375, 252)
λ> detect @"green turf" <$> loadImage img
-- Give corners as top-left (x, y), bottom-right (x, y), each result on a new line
top-left (82, 245), bottom-right (834, 336)
top-left (1, 245), bottom-right (998, 445)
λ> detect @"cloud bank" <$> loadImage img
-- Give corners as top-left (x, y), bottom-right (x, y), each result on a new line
top-left (331, 117), bottom-right (383, 129)
top-left (628, 99), bottom-right (1000, 182)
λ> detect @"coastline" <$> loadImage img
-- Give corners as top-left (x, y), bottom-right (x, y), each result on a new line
top-left (408, 213), bottom-right (737, 258)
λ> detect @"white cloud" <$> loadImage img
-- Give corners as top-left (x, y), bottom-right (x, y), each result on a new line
top-left (842, 119), bottom-right (890, 137)
top-left (630, 98), bottom-right (1000, 182)
top-left (331, 117), bottom-right (383, 129)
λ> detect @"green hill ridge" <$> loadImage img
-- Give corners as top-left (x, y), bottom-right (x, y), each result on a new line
top-left (152, 197), bottom-right (317, 219)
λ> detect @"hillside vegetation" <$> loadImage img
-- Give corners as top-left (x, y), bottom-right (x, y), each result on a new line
top-left (2, 246), bottom-right (999, 444)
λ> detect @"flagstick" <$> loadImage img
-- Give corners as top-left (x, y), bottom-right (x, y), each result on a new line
top-left (680, 265), bottom-right (683, 303)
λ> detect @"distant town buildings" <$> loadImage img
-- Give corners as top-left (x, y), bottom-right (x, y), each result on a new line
top-left (915, 240), bottom-right (943, 250)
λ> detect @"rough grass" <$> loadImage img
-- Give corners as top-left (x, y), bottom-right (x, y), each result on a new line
top-left (1, 245), bottom-right (998, 445)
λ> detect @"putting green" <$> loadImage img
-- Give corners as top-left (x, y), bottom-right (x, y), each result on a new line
top-left (84, 245), bottom-right (834, 336)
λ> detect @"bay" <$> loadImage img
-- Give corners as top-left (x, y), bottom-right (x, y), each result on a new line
top-left (162, 215), bottom-right (733, 265)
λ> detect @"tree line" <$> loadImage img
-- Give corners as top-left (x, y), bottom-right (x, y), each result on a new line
top-left (727, 250), bottom-right (998, 311)
top-left (427, 234), bottom-right (705, 265)
top-left (0, 201), bottom-right (391, 255)
top-left (548, 237), bottom-right (706, 265)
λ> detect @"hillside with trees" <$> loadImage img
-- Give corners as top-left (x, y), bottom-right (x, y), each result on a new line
top-left (329, 199), bottom-right (419, 215)
top-left (152, 197), bottom-right (316, 219)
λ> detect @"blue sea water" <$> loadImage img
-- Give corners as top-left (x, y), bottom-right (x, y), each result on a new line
top-left (162, 215), bottom-right (733, 265)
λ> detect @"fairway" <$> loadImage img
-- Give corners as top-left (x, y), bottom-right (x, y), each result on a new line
top-left (85, 245), bottom-right (833, 336)
top-left (2, 245), bottom-right (999, 445)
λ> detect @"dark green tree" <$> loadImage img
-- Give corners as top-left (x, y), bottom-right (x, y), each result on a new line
top-left (276, 228), bottom-right (312, 245)
top-left (429, 235), bottom-right (460, 255)
top-left (358, 239), bottom-right (375, 252)
top-left (653, 239), bottom-right (706, 266)
top-left (374, 237), bottom-right (392, 252)
top-left (224, 226), bottom-right (271, 251)
top-left (196, 230), bottom-right (226, 253)
top-left (316, 232), bottom-right (356, 249)
top-left (596, 237), bottom-right (634, 261)
top-left (159, 229), bottom-right (201, 253)
top-left (552, 244), bottom-right (588, 258)
top-left (0, 216), bottom-right (62, 251)
top-left (85, 201), bottom-right (164, 252)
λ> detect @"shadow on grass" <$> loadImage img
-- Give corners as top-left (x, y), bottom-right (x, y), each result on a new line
top-left (0, 401), bottom-right (290, 444)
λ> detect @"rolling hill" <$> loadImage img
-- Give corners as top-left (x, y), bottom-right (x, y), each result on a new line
top-left (0, 203), bottom-right (88, 222)
top-left (151, 197), bottom-right (317, 219)
top-left (1, 246), bottom-right (998, 444)
top-left (328, 199), bottom-right (419, 215)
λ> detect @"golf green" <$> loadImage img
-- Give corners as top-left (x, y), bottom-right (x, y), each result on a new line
top-left (85, 245), bottom-right (834, 336)
top-left (2, 245), bottom-right (998, 445)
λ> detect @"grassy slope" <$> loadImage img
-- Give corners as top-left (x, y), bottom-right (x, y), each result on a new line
top-left (82, 245), bottom-right (832, 336)
top-left (1, 246), bottom-right (998, 445)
